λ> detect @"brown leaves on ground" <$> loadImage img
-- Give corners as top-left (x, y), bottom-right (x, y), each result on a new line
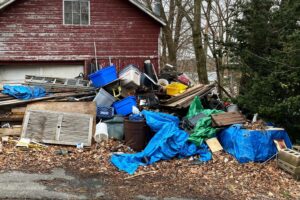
top-left (0, 138), bottom-right (299, 200)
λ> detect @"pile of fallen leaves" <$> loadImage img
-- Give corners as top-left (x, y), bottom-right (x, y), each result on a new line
top-left (0, 138), bottom-right (299, 199)
top-left (243, 120), bottom-right (268, 130)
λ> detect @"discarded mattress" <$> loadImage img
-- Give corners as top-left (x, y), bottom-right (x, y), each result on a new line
top-left (218, 124), bottom-right (292, 163)
top-left (111, 110), bottom-right (212, 174)
top-left (2, 85), bottom-right (46, 100)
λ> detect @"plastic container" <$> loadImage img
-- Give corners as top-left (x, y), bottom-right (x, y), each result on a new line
top-left (104, 116), bottom-right (124, 140)
top-left (93, 88), bottom-right (116, 107)
top-left (113, 96), bottom-right (137, 116)
top-left (119, 65), bottom-right (141, 88)
top-left (94, 122), bottom-right (108, 143)
top-left (89, 65), bottom-right (117, 88)
top-left (124, 119), bottom-right (150, 151)
top-left (166, 82), bottom-right (188, 96)
top-left (97, 106), bottom-right (114, 119)
top-left (144, 60), bottom-right (157, 82)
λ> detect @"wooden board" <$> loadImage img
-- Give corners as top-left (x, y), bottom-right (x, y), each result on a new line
top-left (21, 110), bottom-right (93, 146)
top-left (211, 112), bottom-right (246, 127)
top-left (0, 114), bottom-right (24, 122)
top-left (26, 102), bottom-right (96, 134)
top-left (11, 107), bottom-right (26, 115)
top-left (0, 92), bottom-right (94, 107)
top-left (206, 137), bottom-right (223, 153)
top-left (0, 127), bottom-right (22, 136)
top-left (161, 84), bottom-right (205, 104)
top-left (26, 102), bottom-right (96, 116)
top-left (162, 84), bottom-right (215, 108)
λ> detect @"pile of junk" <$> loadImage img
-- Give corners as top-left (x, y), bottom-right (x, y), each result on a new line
top-left (0, 60), bottom-right (299, 179)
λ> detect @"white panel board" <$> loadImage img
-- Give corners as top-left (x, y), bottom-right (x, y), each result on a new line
top-left (0, 64), bottom-right (84, 82)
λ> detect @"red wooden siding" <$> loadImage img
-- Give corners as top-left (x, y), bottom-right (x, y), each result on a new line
top-left (0, 0), bottom-right (161, 69)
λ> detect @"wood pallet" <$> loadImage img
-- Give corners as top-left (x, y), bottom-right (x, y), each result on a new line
top-left (211, 112), bottom-right (246, 127)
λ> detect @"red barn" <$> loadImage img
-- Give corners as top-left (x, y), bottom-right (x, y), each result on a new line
top-left (0, 0), bottom-right (165, 81)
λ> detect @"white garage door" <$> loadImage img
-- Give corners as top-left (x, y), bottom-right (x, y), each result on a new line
top-left (0, 64), bottom-right (84, 82)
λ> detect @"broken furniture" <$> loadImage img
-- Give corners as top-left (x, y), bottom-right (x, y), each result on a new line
top-left (211, 112), bottom-right (246, 127)
top-left (278, 149), bottom-right (300, 180)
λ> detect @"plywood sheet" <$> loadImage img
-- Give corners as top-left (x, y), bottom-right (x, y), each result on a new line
top-left (206, 137), bottom-right (223, 153)
top-left (211, 112), bottom-right (246, 127)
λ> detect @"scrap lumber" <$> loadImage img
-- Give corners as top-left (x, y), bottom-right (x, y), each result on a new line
top-left (162, 84), bottom-right (215, 108)
top-left (161, 84), bottom-right (205, 104)
top-left (11, 107), bottom-right (26, 115)
top-left (0, 114), bottom-right (24, 122)
top-left (206, 137), bottom-right (223, 153)
top-left (0, 92), bottom-right (95, 107)
top-left (0, 127), bottom-right (22, 137)
top-left (211, 112), bottom-right (246, 127)
top-left (25, 101), bottom-right (97, 135)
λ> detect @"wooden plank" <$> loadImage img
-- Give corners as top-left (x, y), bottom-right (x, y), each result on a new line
top-left (11, 107), bottom-right (26, 115)
top-left (26, 102), bottom-right (96, 117)
top-left (211, 112), bottom-right (246, 127)
top-left (206, 137), bottom-right (223, 153)
top-left (161, 84), bottom-right (205, 104)
top-left (0, 114), bottom-right (24, 122)
top-left (0, 92), bottom-right (94, 107)
top-left (0, 127), bottom-right (22, 136)
top-left (163, 84), bottom-right (215, 108)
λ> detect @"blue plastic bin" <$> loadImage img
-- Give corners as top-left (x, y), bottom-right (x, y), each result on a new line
top-left (97, 106), bottom-right (114, 119)
top-left (88, 65), bottom-right (117, 88)
top-left (113, 96), bottom-right (137, 116)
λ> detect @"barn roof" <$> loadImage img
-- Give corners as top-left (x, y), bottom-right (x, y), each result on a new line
top-left (0, 0), bottom-right (166, 26)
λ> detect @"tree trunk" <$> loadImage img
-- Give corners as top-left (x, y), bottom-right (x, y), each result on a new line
top-left (194, 0), bottom-right (208, 84)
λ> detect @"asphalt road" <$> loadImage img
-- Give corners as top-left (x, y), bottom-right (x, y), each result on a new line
top-left (0, 169), bottom-right (196, 200)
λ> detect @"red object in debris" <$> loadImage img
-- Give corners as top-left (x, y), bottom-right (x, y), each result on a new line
top-left (224, 102), bottom-right (231, 107)
top-left (177, 74), bottom-right (190, 86)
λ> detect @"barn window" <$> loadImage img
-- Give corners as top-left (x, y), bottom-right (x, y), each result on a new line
top-left (63, 0), bottom-right (90, 25)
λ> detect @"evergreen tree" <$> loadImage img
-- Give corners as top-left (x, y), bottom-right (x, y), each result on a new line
top-left (229, 0), bottom-right (300, 141)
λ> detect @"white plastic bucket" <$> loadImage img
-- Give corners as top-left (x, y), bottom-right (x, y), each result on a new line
top-left (94, 122), bottom-right (108, 143)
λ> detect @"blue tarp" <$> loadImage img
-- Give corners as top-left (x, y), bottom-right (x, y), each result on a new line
top-left (111, 110), bottom-right (212, 174)
top-left (218, 124), bottom-right (292, 163)
top-left (2, 85), bottom-right (46, 100)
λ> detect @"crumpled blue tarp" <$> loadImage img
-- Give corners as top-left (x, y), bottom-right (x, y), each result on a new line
top-left (111, 110), bottom-right (212, 174)
top-left (218, 124), bottom-right (292, 163)
top-left (2, 85), bottom-right (46, 100)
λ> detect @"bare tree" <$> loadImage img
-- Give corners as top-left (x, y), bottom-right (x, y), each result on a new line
top-left (176, 0), bottom-right (209, 84)
top-left (202, 0), bottom-right (236, 96)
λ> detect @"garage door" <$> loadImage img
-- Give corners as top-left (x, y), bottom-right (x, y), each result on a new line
top-left (0, 64), bottom-right (84, 82)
